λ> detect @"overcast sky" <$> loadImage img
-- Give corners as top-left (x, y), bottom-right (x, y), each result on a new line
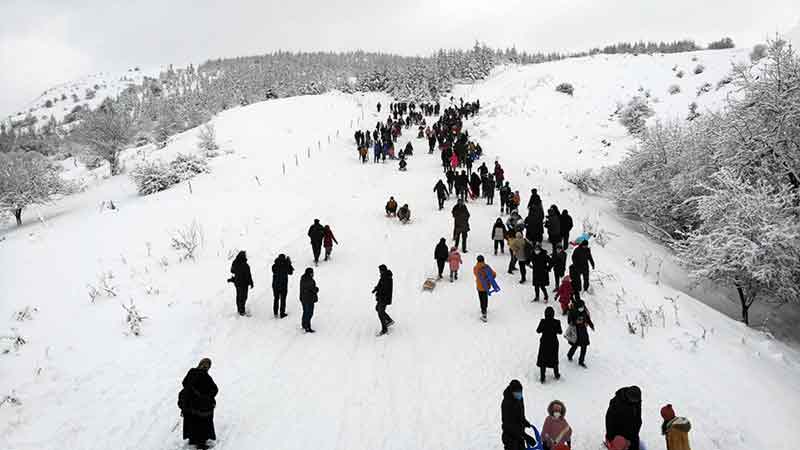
top-left (1, 0), bottom-right (798, 116)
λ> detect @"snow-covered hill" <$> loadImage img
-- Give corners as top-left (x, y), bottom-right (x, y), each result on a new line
top-left (2, 49), bottom-right (799, 450)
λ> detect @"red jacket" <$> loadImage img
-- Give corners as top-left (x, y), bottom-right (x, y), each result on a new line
top-left (323, 229), bottom-right (338, 248)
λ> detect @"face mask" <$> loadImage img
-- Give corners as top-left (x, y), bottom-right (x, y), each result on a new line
top-left (578, 307), bottom-right (585, 312)
top-left (512, 392), bottom-right (523, 401)
top-left (552, 412), bottom-right (562, 418)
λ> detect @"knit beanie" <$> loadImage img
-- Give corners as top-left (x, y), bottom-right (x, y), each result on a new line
top-left (661, 404), bottom-right (676, 421)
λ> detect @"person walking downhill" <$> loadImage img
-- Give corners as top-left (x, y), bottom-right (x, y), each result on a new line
top-left (448, 246), bottom-right (463, 282)
top-left (434, 179), bottom-right (450, 211)
top-left (307, 219), bottom-right (325, 266)
top-left (554, 274), bottom-right (573, 316)
top-left (434, 238), bottom-right (449, 280)
top-left (271, 254), bottom-right (295, 318)
top-left (452, 198), bottom-right (471, 253)
top-left (228, 251), bottom-right (253, 317)
top-left (179, 358), bottom-right (218, 450)
top-left (660, 404), bottom-right (692, 450)
top-left (530, 242), bottom-right (551, 302)
top-left (560, 209), bottom-right (573, 251)
top-left (299, 268), bottom-right (319, 333)
top-left (373, 264), bottom-right (394, 336)
top-left (536, 306), bottom-right (562, 383)
top-left (541, 400), bottom-right (572, 450)
top-left (566, 299), bottom-right (594, 367)
top-left (551, 244), bottom-right (567, 290)
top-left (571, 240), bottom-right (595, 292)
top-left (473, 255), bottom-right (498, 322)
top-left (568, 264), bottom-right (582, 303)
top-left (322, 225), bottom-right (338, 261)
top-left (492, 218), bottom-right (507, 255)
top-left (501, 379), bottom-right (538, 450)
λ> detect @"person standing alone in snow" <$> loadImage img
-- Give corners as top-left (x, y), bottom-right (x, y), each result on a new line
top-left (228, 251), bottom-right (253, 316)
top-left (307, 219), bottom-right (325, 266)
top-left (536, 306), bottom-right (562, 383)
top-left (501, 379), bottom-right (538, 450)
top-left (434, 238), bottom-right (449, 279)
top-left (373, 264), bottom-right (394, 336)
top-left (271, 254), bottom-right (294, 318)
top-left (299, 268), bottom-right (319, 333)
top-left (322, 225), bottom-right (338, 261)
top-left (473, 255), bottom-right (497, 322)
top-left (179, 358), bottom-right (218, 450)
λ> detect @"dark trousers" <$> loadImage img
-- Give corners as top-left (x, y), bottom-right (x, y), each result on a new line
top-left (437, 196), bottom-right (445, 210)
top-left (579, 268), bottom-right (590, 290)
top-left (518, 260), bottom-right (527, 282)
top-left (478, 291), bottom-right (488, 315)
top-left (273, 287), bottom-right (287, 316)
top-left (376, 302), bottom-right (392, 332)
top-left (324, 246), bottom-right (332, 260)
top-left (500, 198), bottom-right (507, 213)
top-left (540, 365), bottom-right (560, 381)
top-left (486, 194), bottom-right (494, 205)
top-left (534, 284), bottom-right (549, 300)
top-left (235, 285), bottom-right (248, 315)
top-left (301, 301), bottom-right (315, 330)
top-left (567, 344), bottom-right (587, 364)
top-left (508, 254), bottom-right (517, 273)
top-left (447, 180), bottom-right (454, 192)
top-left (453, 230), bottom-right (468, 252)
top-left (493, 240), bottom-right (504, 254)
top-left (562, 233), bottom-right (570, 250)
top-left (436, 259), bottom-right (446, 278)
top-left (311, 242), bottom-right (322, 263)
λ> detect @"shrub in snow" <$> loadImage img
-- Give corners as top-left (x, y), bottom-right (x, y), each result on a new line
top-left (0, 392), bottom-right (21, 407)
top-left (0, 328), bottom-right (27, 354)
top-left (197, 122), bottom-right (219, 157)
top-left (87, 271), bottom-right (117, 302)
top-left (555, 82), bottom-right (574, 96)
top-left (13, 306), bottom-right (38, 322)
top-left (618, 96), bottom-right (654, 134)
top-left (693, 64), bottom-right (705, 75)
top-left (563, 169), bottom-right (601, 192)
top-left (675, 70), bottom-right (685, 78)
top-left (171, 220), bottom-right (204, 261)
top-left (696, 83), bottom-right (712, 97)
top-left (44, 99), bottom-right (53, 108)
top-left (130, 160), bottom-right (181, 195)
top-left (170, 153), bottom-right (210, 179)
top-left (668, 84), bottom-right (681, 95)
top-left (750, 44), bottom-right (768, 63)
top-left (686, 102), bottom-right (701, 121)
top-left (0, 151), bottom-right (73, 226)
top-left (122, 300), bottom-right (146, 336)
top-left (716, 76), bottom-right (733, 90)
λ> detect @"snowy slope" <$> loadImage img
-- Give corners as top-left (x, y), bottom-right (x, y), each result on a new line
top-left (2, 50), bottom-right (799, 450)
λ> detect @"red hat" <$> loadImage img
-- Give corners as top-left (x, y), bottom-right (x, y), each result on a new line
top-left (609, 436), bottom-right (630, 450)
top-left (661, 404), bottom-right (676, 421)
top-left (554, 444), bottom-right (570, 450)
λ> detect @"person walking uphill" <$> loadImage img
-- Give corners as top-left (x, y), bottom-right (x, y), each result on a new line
top-left (501, 379), bottom-right (538, 450)
top-left (228, 251), bottom-right (253, 316)
top-left (492, 218), bottom-right (507, 255)
top-left (571, 240), bottom-right (595, 292)
top-left (271, 254), bottom-right (295, 318)
top-left (299, 268), bottom-right (319, 333)
top-left (605, 386), bottom-right (643, 450)
top-left (530, 242), bottom-right (551, 302)
top-left (452, 198), bottom-right (471, 253)
top-left (373, 264), bottom-right (394, 336)
top-left (322, 225), bottom-right (338, 261)
top-left (179, 358), bottom-right (218, 450)
top-left (660, 404), bottom-right (692, 450)
top-left (448, 246), bottom-right (463, 282)
top-left (536, 306), bottom-right (562, 383)
top-left (307, 219), bottom-right (325, 266)
top-left (434, 179), bottom-right (450, 210)
top-left (435, 238), bottom-right (449, 279)
top-left (566, 299), bottom-right (594, 367)
top-left (541, 400), bottom-right (571, 450)
top-left (473, 255), bottom-right (498, 322)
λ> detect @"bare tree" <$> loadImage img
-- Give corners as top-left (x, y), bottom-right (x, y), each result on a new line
top-left (74, 97), bottom-right (140, 175)
top-left (0, 151), bottom-right (72, 225)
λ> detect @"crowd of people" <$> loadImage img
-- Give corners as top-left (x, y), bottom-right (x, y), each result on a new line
top-left (178, 97), bottom-right (692, 450)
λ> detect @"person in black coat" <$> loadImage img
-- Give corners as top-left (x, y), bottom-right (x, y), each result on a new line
top-left (527, 188), bottom-right (541, 212)
top-left (469, 172), bottom-right (482, 199)
top-left (536, 306), bottom-right (562, 383)
top-left (451, 199), bottom-right (470, 253)
top-left (529, 243), bottom-right (551, 301)
top-left (551, 244), bottom-right (567, 288)
top-left (499, 182), bottom-right (512, 214)
top-left (501, 379), bottom-right (537, 450)
top-left (485, 175), bottom-right (496, 205)
top-left (434, 238), bottom-right (449, 279)
top-left (525, 204), bottom-right (545, 244)
top-left (545, 206), bottom-right (561, 255)
top-left (571, 240), bottom-right (595, 291)
top-left (229, 251), bottom-right (253, 316)
top-left (299, 268), bottom-right (319, 332)
top-left (271, 254), bottom-right (294, 318)
top-left (373, 264), bottom-right (394, 336)
top-left (605, 386), bottom-right (643, 450)
top-left (568, 264), bottom-right (582, 302)
top-left (566, 299), bottom-right (594, 367)
top-left (560, 209), bottom-right (573, 250)
top-left (446, 169), bottom-right (456, 192)
top-left (434, 180), bottom-right (450, 210)
top-left (307, 219), bottom-right (325, 265)
top-left (492, 218), bottom-right (507, 255)
top-left (179, 358), bottom-right (218, 450)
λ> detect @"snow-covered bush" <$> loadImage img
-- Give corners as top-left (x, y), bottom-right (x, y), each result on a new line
top-left (668, 84), bottom-right (681, 95)
top-left (716, 76), bottom-right (733, 90)
top-left (618, 96), bottom-right (654, 134)
top-left (693, 64), bottom-right (705, 75)
top-left (0, 392), bottom-right (21, 407)
top-left (122, 300), bottom-right (146, 336)
top-left (129, 160), bottom-right (181, 195)
top-left (676, 70), bottom-right (685, 78)
top-left (170, 153), bottom-right (209, 179)
top-left (696, 83), bottom-right (712, 96)
top-left (0, 151), bottom-right (73, 226)
top-left (13, 306), bottom-right (38, 322)
top-left (750, 44), bottom-right (768, 63)
top-left (197, 122), bottom-right (219, 157)
top-left (171, 220), bottom-right (204, 261)
top-left (563, 169), bottom-right (601, 192)
top-left (87, 271), bottom-right (117, 302)
top-left (555, 83), bottom-right (574, 96)
top-left (687, 102), bottom-right (700, 121)
top-left (708, 37), bottom-right (735, 50)
top-left (0, 328), bottom-right (27, 354)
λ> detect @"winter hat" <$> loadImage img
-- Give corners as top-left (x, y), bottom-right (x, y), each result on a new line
top-left (440, 238), bottom-right (447, 244)
top-left (661, 404), bottom-right (676, 421)
top-left (547, 399), bottom-right (566, 416)
top-left (508, 379), bottom-right (523, 392)
top-left (314, 219), bottom-right (320, 224)
top-left (477, 255), bottom-right (485, 262)
top-left (609, 436), bottom-right (630, 450)
top-left (304, 268), bottom-right (314, 276)
top-left (378, 264), bottom-right (388, 272)
top-left (545, 306), bottom-right (555, 318)
top-left (624, 386), bottom-right (642, 403)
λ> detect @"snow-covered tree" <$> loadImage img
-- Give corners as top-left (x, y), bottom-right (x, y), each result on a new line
top-left (0, 151), bottom-right (72, 225)
top-left (673, 170), bottom-right (800, 325)
top-left (197, 122), bottom-right (219, 156)
top-left (619, 96), bottom-right (654, 134)
top-left (73, 97), bottom-right (140, 175)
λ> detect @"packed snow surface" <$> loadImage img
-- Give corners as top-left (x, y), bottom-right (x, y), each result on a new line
top-left (2, 49), bottom-right (799, 450)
